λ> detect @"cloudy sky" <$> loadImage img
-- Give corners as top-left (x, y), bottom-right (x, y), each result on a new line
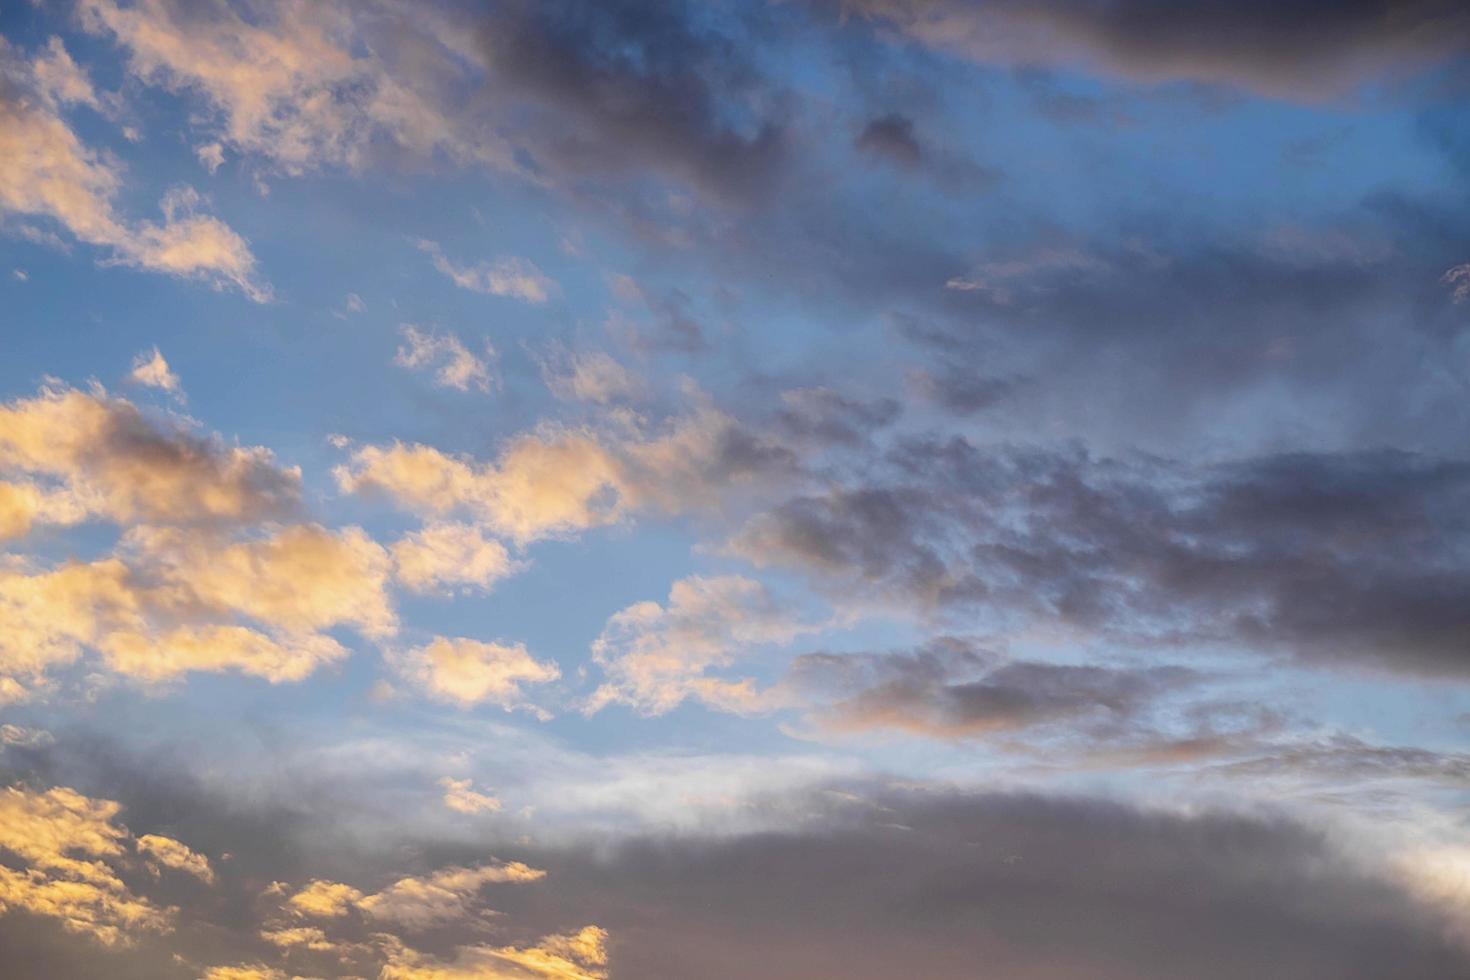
top-left (2, 1), bottom-right (1470, 977)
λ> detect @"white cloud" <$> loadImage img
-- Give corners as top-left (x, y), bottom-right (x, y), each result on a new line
top-left (415, 239), bottom-right (555, 304)
top-left (395, 325), bottom-right (496, 393)
top-left (195, 141), bottom-right (225, 174)
top-left (391, 636), bottom-right (559, 712)
top-left (391, 522), bottom-right (516, 594)
top-left (127, 346), bottom-right (182, 398)
top-left (538, 343), bottom-right (644, 404)
top-left (588, 575), bottom-right (815, 716)
top-left (0, 38), bottom-right (267, 298)
top-left (1444, 263), bottom-right (1470, 303)
top-left (439, 776), bottom-right (501, 815)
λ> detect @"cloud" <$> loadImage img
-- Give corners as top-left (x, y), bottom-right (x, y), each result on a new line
top-left (195, 142), bottom-right (225, 174)
top-left (135, 833), bottom-right (214, 884)
top-left (588, 575), bottom-right (814, 716)
top-left (787, 638), bottom-right (1199, 740)
top-left (391, 522), bottom-right (516, 595)
top-left (830, 0), bottom-right (1470, 99)
top-left (358, 863), bottom-right (545, 929)
top-left (286, 862), bottom-right (545, 930)
top-left (0, 38), bottom-right (267, 297)
top-left (79, 0), bottom-right (792, 210)
top-left (414, 240), bottom-right (554, 304)
top-left (127, 347), bottom-right (183, 399)
top-left (200, 966), bottom-right (290, 980)
top-left (378, 927), bottom-right (607, 980)
top-left (0, 522), bottom-right (392, 689)
top-left (77, 0), bottom-right (492, 176)
top-left (395, 325), bottom-right (497, 393)
top-left (536, 344), bottom-right (643, 404)
top-left (1444, 262), bottom-right (1470, 302)
top-left (335, 433), bottom-right (624, 545)
top-left (0, 385), bottom-right (300, 532)
top-left (336, 400), bottom-right (803, 546)
top-left (391, 637), bottom-right (559, 712)
top-left (124, 523), bottom-right (395, 640)
top-left (285, 880), bottom-right (363, 920)
top-left (0, 785), bottom-right (175, 945)
top-left (732, 440), bottom-right (1470, 676)
top-left (855, 113), bottom-right (922, 167)
top-left (536, 786), bottom-right (1470, 979)
top-left (439, 777), bottom-right (501, 815)
top-left (0, 479), bottom-right (90, 540)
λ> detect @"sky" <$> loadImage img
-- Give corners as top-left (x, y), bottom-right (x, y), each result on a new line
top-left (1, 1), bottom-right (1470, 977)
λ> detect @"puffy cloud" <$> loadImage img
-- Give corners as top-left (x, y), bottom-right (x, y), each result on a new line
top-left (392, 522), bottom-right (516, 595)
top-left (135, 833), bottom-right (214, 884)
top-left (392, 637), bottom-right (559, 712)
top-left (0, 385), bottom-right (300, 531)
top-left (0, 480), bottom-right (90, 540)
top-left (128, 347), bottom-right (183, 398)
top-left (337, 399), bottom-right (800, 546)
top-left (0, 785), bottom-right (174, 945)
top-left (0, 38), bottom-right (266, 297)
top-left (98, 625), bottom-right (350, 687)
top-left (336, 434), bottom-right (624, 545)
top-left (440, 777), bottom-right (502, 815)
top-left (285, 880), bottom-right (363, 919)
top-left (415, 240), bottom-right (554, 304)
top-left (395, 326), bottom-right (497, 393)
top-left (588, 575), bottom-right (814, 716)
top-left (0, 522), bottom-right (391, 688)
top-left (830, 0), bottom-right (1470, 99)
top-left (126, 524), bottom-right (395, 639)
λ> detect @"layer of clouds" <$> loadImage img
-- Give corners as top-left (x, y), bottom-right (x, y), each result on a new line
top-left (2, 762), bottom-right (1466, 980)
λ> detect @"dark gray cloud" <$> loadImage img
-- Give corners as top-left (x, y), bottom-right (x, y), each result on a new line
top-left (855, 112), bottom-right (923, 167)
top-left (479, 0), bottom-right (794, 205)
top-left (771, 386), bottom-right (902, 448)
top-left (787, 637), bottom-right (1199, 738)
top-left (829, 0), bottom-right (1470, 98)
top-left (733, 440), bottom-right (1470, 676)
top-left (527, 788), bottom-right (1470, 980)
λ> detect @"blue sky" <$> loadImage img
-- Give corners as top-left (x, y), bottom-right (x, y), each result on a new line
top-left (3, 2), bottom-right (1470, 978)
